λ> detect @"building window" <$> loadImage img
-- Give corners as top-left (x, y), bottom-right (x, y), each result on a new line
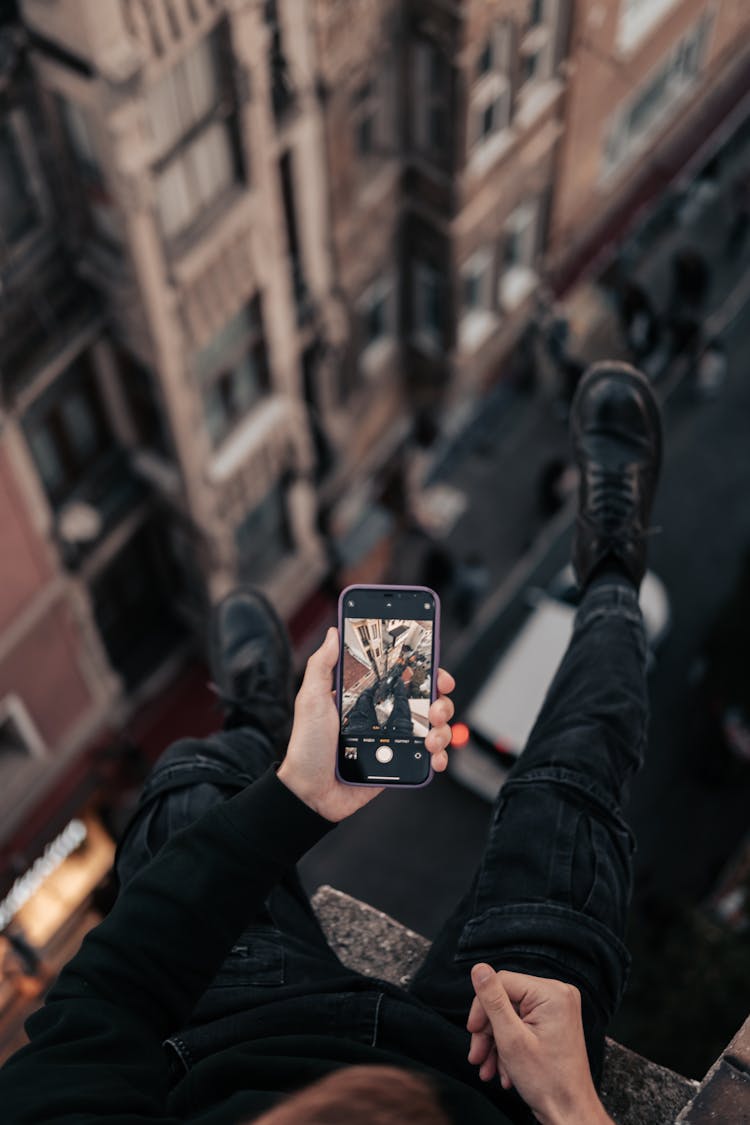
top-left (0, 696), bottom-right (46, 788)
top-left (235, 484), bottom-right (293, 582)
top-left (59, 98), bottom-right (122, 243)
top-left (0, 696), bottom-right (46, 760)
top-left (413, 40), bottom-right (450, 154)
top-left (518, 0), bottom-right (560, 91)
top-left (604, 15), bottom-right (711, 177)
top-left (353, 75), bottom-right (390, 157)
top-left (470, 24), bottom-right (511, 151)
top-left (412, 260), bottom-right (444, 351)
top-left (146, 30), bottom-right (241, 242)
top-left (617, 0), bottom-right (681, 55)
top-left (459, 249), bottom-right (497, 351)
top-left (117, 350), bottom-right (173, 458)
top-left (23, 357), bottom-right (111, 508)
top-left (0, 116), bottom-right (40, 248)
top-left (360, 276), bottom-right (394, 348)
top-left (358, 275), bottom-right (395, 374)
top-left (499, 200), bottom-right (541, 310)
top-left (462, 249), bottom-right (493, 313)
top-left (264, 0), bottom-right (295, 120)
top-left (196, 298), bottom-right (269, 449)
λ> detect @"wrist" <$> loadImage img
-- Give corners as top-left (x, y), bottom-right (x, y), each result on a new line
top-left (546, 1096), bottom-right (613, 1125)
top-left (276, 762), bottom-right (328, 820)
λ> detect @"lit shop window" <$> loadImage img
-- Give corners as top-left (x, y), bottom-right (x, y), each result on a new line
top-left (196, 299), bottom-right (269, 449)
top-left (146, 30), bottom-right (241, 242)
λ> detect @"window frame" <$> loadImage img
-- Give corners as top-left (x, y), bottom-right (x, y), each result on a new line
top-left (468, 22), bottom-right (514, 161)
top-left (147, 29), bottom-right (243, 243)
top-left (358, 274), bottom-right (396, 369)
top-left (499, 198), bottom-right (541, 310)
top-left (195, 298), bottom-right (270, 450)
top-left (24, 358), bottom-right (112, 509)
top-left (235, 483), bottom-right (294, 583)
top-left (603, 14), bottom-right (712, 179)
top-left (413, 39), bottom-right (451, 156)
top-left (411, 260), bottom-right (444, 353)
top-left (0, 110), bottom-right (48, 258)
top-left (0, 695), bottom-right (47, 762)
top-left (517, 0), bottom-right (562, 95)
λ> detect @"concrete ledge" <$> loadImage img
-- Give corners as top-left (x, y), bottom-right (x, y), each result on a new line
top-left (311, 885), bottom-right (700, 1125)
top-left (676, 1015), bottom-right (750, 1124)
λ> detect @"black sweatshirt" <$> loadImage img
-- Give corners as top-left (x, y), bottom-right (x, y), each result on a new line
top-left (0, 769), bottom-right (512, 1124)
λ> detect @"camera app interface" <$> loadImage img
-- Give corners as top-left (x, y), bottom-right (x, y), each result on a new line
top-left (341, 615), bottom-right (434, 765)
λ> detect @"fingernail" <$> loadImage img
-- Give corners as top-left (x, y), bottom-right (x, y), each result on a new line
top-left (472, 964), bottom-right (493, 985)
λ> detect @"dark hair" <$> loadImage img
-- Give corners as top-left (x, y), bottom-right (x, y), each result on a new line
top-left (246, 1065), bottom-right (451, 1125)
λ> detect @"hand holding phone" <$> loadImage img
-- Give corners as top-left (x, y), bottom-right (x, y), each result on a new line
top-left (277, 620), bottom-right (454, 822)
top-left (337, 585), bottom-right (443, 788)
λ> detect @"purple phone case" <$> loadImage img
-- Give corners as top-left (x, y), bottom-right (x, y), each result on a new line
top-left (335, 583), bottom-right (441, 788)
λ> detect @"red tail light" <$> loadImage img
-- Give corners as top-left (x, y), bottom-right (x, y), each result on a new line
top-left (451, 722), bottom-right (470, 748)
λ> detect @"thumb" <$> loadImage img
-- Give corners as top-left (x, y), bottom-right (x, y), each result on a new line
top-left (471, 964), bottom-right (523, 1041)
top-left (303, 627), bottom-right (339, 690)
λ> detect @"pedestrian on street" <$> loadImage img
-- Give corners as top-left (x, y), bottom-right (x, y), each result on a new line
top-left (0, 362), bottom-right (662, 1125)
top-left (694, 336), bottom-right (728, 400)
top-left (618, 281), bottom-right (661, 363)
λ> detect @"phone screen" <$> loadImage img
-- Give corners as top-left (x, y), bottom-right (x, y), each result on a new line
top-left (337, 586), bottom-right (439, 786)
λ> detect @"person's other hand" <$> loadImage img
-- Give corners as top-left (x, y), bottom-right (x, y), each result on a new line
top-left (467, 967), bottom-right (614, 1125)
top-left (277, 627), bottom-right (455, 823)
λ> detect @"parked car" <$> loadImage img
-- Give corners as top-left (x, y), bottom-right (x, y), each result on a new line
top-left (449, 567), bottom-right (671, 801)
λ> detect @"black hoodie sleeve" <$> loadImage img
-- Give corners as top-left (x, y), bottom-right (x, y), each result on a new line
top-left (0, 768), bottom-right (334, 1123)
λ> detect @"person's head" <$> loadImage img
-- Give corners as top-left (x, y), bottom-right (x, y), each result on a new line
top-left (247, 1065), bottom-right (451, 1124)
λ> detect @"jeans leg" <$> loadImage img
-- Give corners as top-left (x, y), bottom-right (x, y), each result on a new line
top-left (410, 582), bottom-right (648, 1081)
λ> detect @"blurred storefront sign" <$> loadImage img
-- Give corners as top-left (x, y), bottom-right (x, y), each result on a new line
top-left (0, 813), bottom-right (114, 948)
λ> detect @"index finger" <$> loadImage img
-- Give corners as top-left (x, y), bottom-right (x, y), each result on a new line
top-left (466, 993), bottom-right (491, 1034)
top-left (436, 668), bottom-right (455, 694)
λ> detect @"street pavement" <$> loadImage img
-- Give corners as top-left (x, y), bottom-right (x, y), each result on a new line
top-left (299, 137), bottom-right (750, 940)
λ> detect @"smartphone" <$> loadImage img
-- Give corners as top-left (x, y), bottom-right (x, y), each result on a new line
top-left (336, 584), bottom-right (440, 787)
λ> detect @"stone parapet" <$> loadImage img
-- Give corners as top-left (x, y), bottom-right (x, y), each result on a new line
top-left (311, 885), bottom-right (702, 1125)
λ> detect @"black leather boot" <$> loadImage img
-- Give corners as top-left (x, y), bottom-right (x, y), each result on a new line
top-left (208, 587), bottom-right (294, 750)
top-left (570, 361), bottom-right (662, 590)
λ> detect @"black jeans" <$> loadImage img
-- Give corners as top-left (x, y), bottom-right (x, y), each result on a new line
top-left (115, 580), bottom-right (647, 1085)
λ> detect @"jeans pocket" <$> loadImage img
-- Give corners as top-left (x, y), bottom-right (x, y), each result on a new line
top-left (210, 928), bottom-right (286, 988)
